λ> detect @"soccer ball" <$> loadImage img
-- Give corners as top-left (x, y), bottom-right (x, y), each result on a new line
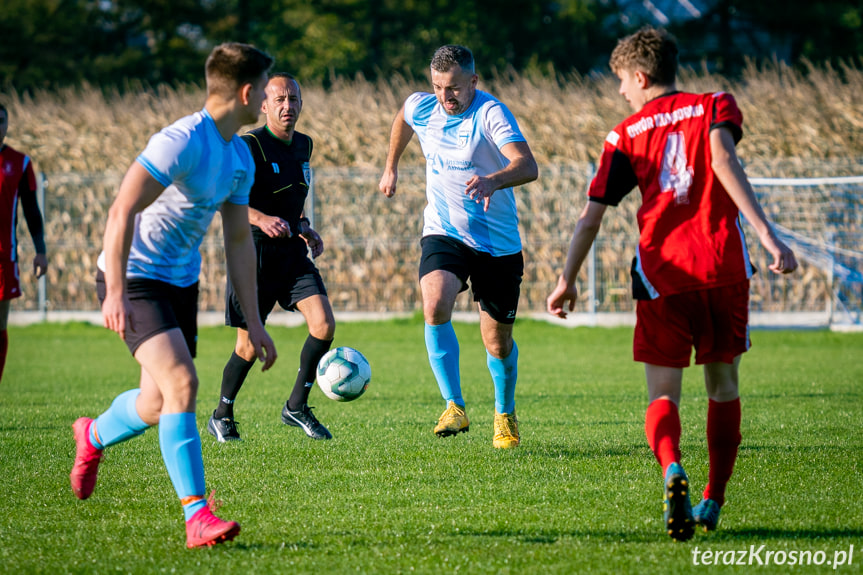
top-left (316, 347), bottom-right (371, 402)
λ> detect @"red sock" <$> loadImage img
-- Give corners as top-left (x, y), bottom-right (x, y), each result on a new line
top-left (703, 398), bottom-right (742, 507)
top-left (645, 398), bottom-right (681, 474)
top-left (0, 330), bottom-right (7, 383)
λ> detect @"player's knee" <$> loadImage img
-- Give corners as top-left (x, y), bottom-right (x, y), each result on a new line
top-left (136, 393), bottom-right (163, 425)
top-left (311, 321), bottom-right (335, 341)
top-left (171, 372), bottom-right (199, 403)
top-left (186, 375), bottom-right (200, 395)
top-left (235, 339), bottom-right (257, 361)
top-left (308, 312), bottom-right (336, 341)
top-left (138, 403), bottom-right (162, 426)
top-left (707, 385), bottom-right (739, 402)
top-left (423, 301), bottom-right (452, 325)
top-left (485, 338), bottom-right (512, 359)
top-left (704, 370), bottom-right (739, 401)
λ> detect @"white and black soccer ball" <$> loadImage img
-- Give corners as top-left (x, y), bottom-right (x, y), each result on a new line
top-left (316, 347), bottom-right (371, 402)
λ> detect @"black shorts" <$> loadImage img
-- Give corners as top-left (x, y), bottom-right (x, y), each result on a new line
top-left (419, 235), bottom-right (523, 324)
top-left (226, 237), bottom-right (327, 329)
top-left (96, 269), bottom-right (199, 357)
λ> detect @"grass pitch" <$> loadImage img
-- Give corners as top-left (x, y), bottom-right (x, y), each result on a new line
top-left (1, 319), bottom-right (861, 574)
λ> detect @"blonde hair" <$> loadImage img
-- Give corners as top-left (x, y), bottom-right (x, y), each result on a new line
top-left (609, 27), bottom-right (678, 86)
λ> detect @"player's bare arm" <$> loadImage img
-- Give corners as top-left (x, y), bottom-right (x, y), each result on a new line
top-left (547, 201), bottom-right (607, 318)
top-left (248, 206), bottom-right (291, 238)
top-left (379, 104), bottom-right (414, 198)
top-left (465, 141), bottom-right (538, 211)
top-left (102, 162), bottom-right (165, 340)
top-left (709, 127), bottom-right (798, 274)
top-left (222, 201), bottom-right (278, 370)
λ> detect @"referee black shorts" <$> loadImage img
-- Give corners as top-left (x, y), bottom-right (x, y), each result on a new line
top-left (96, 269), bottom-right (199, 357)
top-left (419, 235), bottom-right (523, 325)
top-left (225, 237), bottom-right (327, 329)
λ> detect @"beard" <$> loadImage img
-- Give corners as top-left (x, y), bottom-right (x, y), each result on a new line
top-left (440, 98), bottom-right (466, 115)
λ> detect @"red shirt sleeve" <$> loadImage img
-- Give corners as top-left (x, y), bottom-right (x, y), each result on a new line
top-left (710, 91), bottom-right (743, 144)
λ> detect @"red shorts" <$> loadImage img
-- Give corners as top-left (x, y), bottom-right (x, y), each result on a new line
top-left (0, 261), bottom-right (21, 301)
top-left (634, 280), bottom-right (750, 367)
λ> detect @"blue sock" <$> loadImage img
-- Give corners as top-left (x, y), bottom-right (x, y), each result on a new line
top-left (90, 389), bottom-right (149, 449)
top-left (488, 341), bottom-right (518, 414)
top-left (425, 322), bottom-right (463, 407)
top-left (159, 412), bottom-right (207, 521)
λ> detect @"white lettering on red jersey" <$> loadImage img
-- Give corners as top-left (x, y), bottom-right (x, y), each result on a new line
top-left (588, 91), bottom-right (753, 298)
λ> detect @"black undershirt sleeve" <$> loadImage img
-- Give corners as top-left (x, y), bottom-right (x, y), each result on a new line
top-left (19, 178), bottom-right (46, 254)
top-left (592, 149), bottom-right (638, 207)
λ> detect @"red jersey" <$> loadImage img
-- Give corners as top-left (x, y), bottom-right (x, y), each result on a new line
top-left (588, 91), bottom-right (753, 299)
top-left (0, 144), bottom-right (37, 262)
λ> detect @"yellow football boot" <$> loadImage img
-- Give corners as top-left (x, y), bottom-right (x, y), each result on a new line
top-left (493, 411), bottom-right (519, 449)
top-left (433, 401), bottom-right (470, 437)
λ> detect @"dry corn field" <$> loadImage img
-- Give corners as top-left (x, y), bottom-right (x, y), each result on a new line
top-left (6, 62), bottom-right (863, 316)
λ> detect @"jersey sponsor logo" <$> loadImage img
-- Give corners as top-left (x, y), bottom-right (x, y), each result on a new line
top-left (606, 131), bottom-right (620, 147)
top-left (230, 170), bottom-right (246, 193)
top-left (445, 159), bottom-right (473, 172)
top-left (458, 127), bottom-right (470, 148)
top-left (653, 104), bottom-right (705, 127)
top-left (272, 162), bottom-right (280, 174)
top-left (626, 116), bottom-right (655, 139)
top-left (429, 155), bottom-right (474, 173)
top-left (626, 104), bottom-right (705, 139)
top-left (3, 162), bottom-right (13, 175)
top-left (506, 309), bottom-right (516, 319)
top-left (430, 153), bottom-right (444, 175)
top-left (302, 162), bottom-right (311, 185)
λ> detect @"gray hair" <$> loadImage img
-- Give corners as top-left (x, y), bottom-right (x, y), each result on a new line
top-left (431, 45), bottom-right (475, 74)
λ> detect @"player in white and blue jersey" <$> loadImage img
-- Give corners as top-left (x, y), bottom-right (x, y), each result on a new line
top-left (379, 45), bottom-right (538, 449)
top-left (70, 43), bottom-right (277, 548)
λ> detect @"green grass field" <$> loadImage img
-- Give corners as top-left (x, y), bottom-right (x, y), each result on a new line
top-left (1, 319), bottom-right (861, 574)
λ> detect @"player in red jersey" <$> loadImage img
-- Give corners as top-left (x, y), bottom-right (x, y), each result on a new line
top-left (0, 103), bottom-right (48, 383)
top-left (546, 27), bottom-right (797, 541)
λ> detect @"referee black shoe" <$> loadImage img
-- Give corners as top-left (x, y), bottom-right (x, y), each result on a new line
top-left (207, 414), bottom-right (242, 442)
top-left (281, 403), bottom-right (333, 440)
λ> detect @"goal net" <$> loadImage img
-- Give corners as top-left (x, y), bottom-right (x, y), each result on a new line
top-left (749, 174), bottom-right (863, 327)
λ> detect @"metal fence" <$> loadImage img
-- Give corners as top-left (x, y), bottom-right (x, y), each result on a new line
top-left (14, 160), bottom-right (863, 326)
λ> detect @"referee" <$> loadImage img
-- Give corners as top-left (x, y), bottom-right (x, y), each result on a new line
top-left (208, 73), bottom-right (336, 442)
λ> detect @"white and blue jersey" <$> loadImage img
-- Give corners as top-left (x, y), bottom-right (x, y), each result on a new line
top-left (404, 90), bottom-right (526, 256)
top-left (99, 108), bottom-right (254, 287)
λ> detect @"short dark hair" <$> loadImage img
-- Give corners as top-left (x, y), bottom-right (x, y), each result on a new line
top-left (610, 27), bottom-right (678, 86)
top-left (431, 45), bottom-right (475, 74)
top-left (205, 42), bottom-right (274, 98)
